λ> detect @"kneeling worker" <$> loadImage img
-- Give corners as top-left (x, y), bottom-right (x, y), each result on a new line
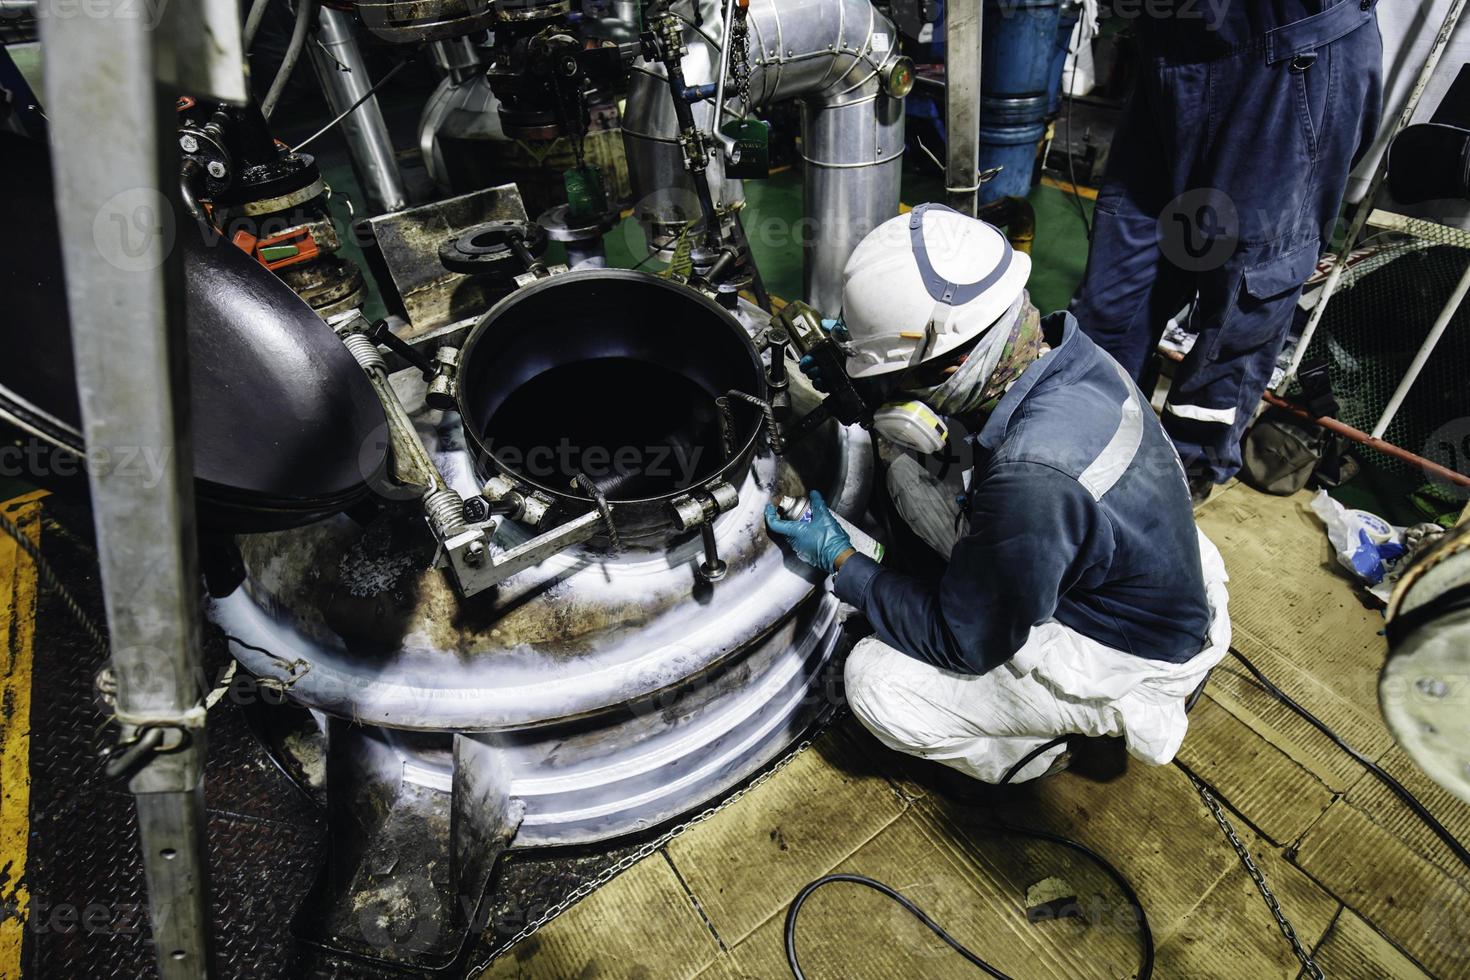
top-left (766, 205), bottom-right (1232, 783)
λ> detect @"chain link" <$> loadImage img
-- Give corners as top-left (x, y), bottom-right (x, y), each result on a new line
top-left (1188, 772), bottom-right (1324, 980)
top-left (730, 5), bottom-right (751, 110)
top-left (469, 725), bottom-right (826, 975)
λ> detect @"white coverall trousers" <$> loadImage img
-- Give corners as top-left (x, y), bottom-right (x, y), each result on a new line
top-left (844, 455), bottom-right (1232, 784)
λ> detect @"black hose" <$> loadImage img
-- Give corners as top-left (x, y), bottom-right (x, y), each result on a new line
top-left (784, 875), bottom-right (1014, 980)
top-left (784, 731), bottom-right (1153, 979)
top-left (1228, 646), bottom-right (1470, 872)
top-left (996, 734), bottom-right (1069, 787)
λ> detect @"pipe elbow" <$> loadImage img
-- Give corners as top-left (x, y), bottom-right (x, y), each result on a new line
top-left (746, 0), bottom-right (903, 107)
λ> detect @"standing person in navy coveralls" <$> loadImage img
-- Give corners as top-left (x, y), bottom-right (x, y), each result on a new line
top-left (1069, 0), bottom-right (1383, 501)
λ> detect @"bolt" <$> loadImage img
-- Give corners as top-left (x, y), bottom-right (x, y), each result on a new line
top-left (179, 134), bottom-right (198, 153)
top-left (698, 523), bottom-right (727, 582)
top-left (207, 160), bottom-right (227, 179)
top-left (463, 540), bottom-right (488, 568)
top-left (463, 496), bottom-right (490, 523)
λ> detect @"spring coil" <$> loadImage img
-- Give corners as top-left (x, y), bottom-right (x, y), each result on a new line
top-left (571, 473), bottom-right (621, 555)
top-left (341, 332), bottom-right (387, 373)
top-left (424, 487), bottom-right (467, 535)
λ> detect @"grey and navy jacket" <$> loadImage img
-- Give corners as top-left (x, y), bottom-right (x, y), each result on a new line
top-left (834, 312), bottom-right (1212, 676)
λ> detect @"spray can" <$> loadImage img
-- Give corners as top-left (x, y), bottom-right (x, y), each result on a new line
top-left (773, 495), bottom-right (885, 563)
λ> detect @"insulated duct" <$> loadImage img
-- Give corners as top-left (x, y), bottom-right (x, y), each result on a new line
top-left (623, 0), bottom-right (907, 312)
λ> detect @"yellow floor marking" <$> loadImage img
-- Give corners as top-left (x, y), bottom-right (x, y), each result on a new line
top-left (1040, 174), bottom-right (1098, 200)
top-left (0, 491), bottom-right (45, 977)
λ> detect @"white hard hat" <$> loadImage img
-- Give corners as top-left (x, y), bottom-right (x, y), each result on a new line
top-left (839, 204), bottom-right (1031, 379)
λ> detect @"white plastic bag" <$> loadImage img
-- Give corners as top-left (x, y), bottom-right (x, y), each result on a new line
top-left (1061, 0), bottom-right (1098, 99)
top-left (1310, 490), bottom-right (1408, 600)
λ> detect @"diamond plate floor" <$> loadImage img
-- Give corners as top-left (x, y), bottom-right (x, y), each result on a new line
top-left (19, 495), bottom-right (326, 980)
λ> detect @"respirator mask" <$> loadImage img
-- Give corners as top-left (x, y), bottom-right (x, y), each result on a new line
top-left (869, 294), bottom-right (1033, 455)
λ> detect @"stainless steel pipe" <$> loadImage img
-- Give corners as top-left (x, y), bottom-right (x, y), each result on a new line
top-left (309, 7), bottom-right (409, 214)
top-left (622, 0), bottom-right (906, 312)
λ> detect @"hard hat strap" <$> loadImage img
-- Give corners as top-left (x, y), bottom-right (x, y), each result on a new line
top-left (908, 203), bottom-right (1016, 307)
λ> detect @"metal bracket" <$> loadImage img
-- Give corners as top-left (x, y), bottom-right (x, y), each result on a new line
top-left (513, 262), bottom-right (569, 288)
top-left (670, 481), bottom-right (740, 583)
top-left (443, 510), bottom-right (606, 593)
top-left (425, 345), bottom-right (461, 410)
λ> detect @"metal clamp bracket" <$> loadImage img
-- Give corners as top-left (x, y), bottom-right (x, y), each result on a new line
top-left (670, 481), bottom-right (740, 582)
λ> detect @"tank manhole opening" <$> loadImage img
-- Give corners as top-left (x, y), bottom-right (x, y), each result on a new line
top-left (484, 356), bottom-right (728, 501)
top-left (458, 272), bottom-right (766, 508)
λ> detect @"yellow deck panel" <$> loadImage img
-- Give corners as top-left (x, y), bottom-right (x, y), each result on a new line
top-left (0, 492), bottom-right (45, 978)
top-left (479, 485), bottom-right (1470, 979)
top-left (1173, 695), bottom-right (1335, 846)
top-left (1310, 908), bottom-right (1433, 979)
top-left (477, 853), bottom-right (723, 979)
top-left (699, 805), bottom-right (1144, 980)
top-left (1294, 798), bottom-right (1470, 977)
top-left (1344, 743), bottom-right (1470, 882)
top-left (662, 725), bottom-right (918, 948)
top-left (1149, 822), bottom-right (1338, 979)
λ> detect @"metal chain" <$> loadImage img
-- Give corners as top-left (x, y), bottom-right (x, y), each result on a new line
top-left (1188, 772), bottom-right (1324, 980)
top-left (469, 722), bottom-right (829, 975)
top-left (730, 5), bottom-right (751, 109)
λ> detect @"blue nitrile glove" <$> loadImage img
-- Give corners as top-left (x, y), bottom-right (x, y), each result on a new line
top-left (764, 491), bottom-right (853, 574)
top-left (797, 318), bottom-right (851, 394)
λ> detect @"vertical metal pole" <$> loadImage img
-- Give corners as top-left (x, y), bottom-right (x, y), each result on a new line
top-left (309, 7), bottom-right (409, 214)
top-left (40, 2), bottom-right (214, 978)
top-left (945, 0), bottom-right (982, 216)
top-left (712, 0), bottom-right (737, 126)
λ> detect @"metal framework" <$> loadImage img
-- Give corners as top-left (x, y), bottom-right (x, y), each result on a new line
top-left (40, 1), bottom-right (248, 975)
top-left (944, 0), bottom-right (981, 216)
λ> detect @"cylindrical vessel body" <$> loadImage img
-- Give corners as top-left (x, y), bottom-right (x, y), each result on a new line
top-left (210, 276), bottom-right (874, 844)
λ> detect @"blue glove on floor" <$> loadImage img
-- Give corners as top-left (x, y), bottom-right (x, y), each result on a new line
top-left (764, 491), bottom-right (853, 574)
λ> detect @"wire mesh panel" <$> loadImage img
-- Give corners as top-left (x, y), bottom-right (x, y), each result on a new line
top-left (1297, 241), bottom-right (1470, 506)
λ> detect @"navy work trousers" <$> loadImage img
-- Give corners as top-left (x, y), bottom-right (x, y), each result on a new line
top-left (1070, 0), bottom-right (1382, 483)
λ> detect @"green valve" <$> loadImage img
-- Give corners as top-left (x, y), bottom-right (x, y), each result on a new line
top-left (720, 119), bottom-right (770, 180)
top-left (564, 165), bottom-right (608, 223)
top-left (260, 244), bottom-right (299, 262)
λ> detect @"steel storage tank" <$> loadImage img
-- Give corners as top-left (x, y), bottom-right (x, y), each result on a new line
top-left (208, 269), bottom-right (873, 969)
